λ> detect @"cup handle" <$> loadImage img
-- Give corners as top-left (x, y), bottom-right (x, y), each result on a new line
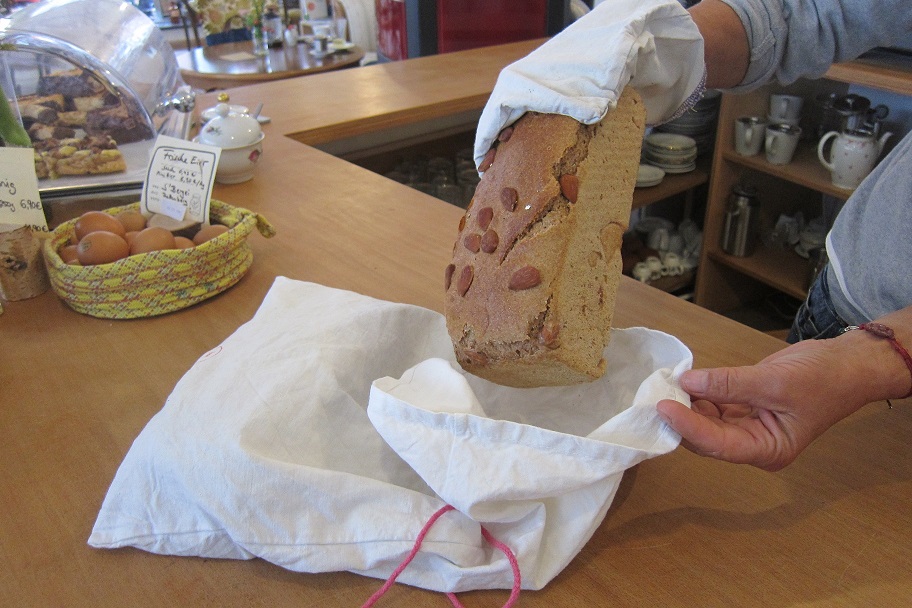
top-left (817, 131), bottom-right (838, 170)
top-left (766, 131), bottom-right (778, 154)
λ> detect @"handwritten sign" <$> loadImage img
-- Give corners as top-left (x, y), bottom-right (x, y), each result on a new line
top-left (0, 147), bottom-right (49, 234)
top-left (142, 135), bottom-right (220, 224)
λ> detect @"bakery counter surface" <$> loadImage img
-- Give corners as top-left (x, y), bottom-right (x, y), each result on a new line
top-left (5, 44), bottom-right (912, 607)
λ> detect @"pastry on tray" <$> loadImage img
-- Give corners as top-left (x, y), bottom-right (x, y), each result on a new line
top-left (37, 67), bottom-right (106, 99)
top-left (16, 69), bottom-right (153, 179)
top-left (33, 134), bottom-right (127, 179)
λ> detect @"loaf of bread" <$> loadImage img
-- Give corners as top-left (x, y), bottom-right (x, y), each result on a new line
top-left (444, 87), bottom-right (646, 388)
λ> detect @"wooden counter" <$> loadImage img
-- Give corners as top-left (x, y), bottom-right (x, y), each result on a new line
top-left (4, 41), bottom-right (912, 607)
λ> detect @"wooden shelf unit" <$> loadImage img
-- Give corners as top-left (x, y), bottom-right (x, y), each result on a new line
top-left (632, 158), bottom-right (709, 210)
top-left (694, 55), bottom-right (912, 315)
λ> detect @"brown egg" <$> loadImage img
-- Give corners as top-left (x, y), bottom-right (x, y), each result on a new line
top-left (193, 223), bottom-right (230, 245)
top-left (174, 236), bottom-right (196, 249)
top-left (76, 231), bottom-right (130, 265)
top-left (116, 210), bottom-right (147, 233)
top-left (130, 226), bottom-right (177, 255)
top-left (75, 211), bottom-right (126, 241)
top-left (59, 244), bottom-right (80, 264)
top-left (124, 231), bottom-right (139, 247)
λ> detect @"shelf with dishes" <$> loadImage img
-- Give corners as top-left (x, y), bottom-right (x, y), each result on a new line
top-left (706, 242), bottom-right (812, 301)
top-left (633, 90), bottom-right (720, 207)
top-left (697, 144), bottom-right (841, 313)
top-left (695, 55), bottom-right (912, 323)
top-left (633, 156), bottom-right (710, 209)
top-left (344, 126), bottom-right (712, 213)
top-left (720, 141), bottom-right (854, 200)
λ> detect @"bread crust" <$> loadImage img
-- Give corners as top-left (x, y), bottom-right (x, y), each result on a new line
top-left (444, 88), bottom-right (646, 387)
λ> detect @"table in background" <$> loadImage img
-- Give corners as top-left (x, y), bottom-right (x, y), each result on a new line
top-left (175, 40), bottom-right (364, 90)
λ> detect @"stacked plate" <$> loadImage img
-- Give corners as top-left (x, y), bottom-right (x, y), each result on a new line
top-left (636, 164), bottom-right (665, 188)
top-left (642, 133), bottom-right (698, 174)
top-left (653, 89), bottom-right (722, 156)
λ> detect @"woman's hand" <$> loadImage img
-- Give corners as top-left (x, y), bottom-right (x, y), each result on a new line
top-left (656, 327), bottom-right (910, 470)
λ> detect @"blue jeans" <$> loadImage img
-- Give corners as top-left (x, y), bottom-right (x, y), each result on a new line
top-left (787, 265), bottom-right (849, 343)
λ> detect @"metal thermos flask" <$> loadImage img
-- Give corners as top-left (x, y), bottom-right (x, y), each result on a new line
top-left (721, 184), bottom-right (759, 256)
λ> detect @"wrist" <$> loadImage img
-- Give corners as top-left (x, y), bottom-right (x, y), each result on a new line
top-left (836, 324), bottom-right (912, 401)
top-left (688, 0), bottom-right (749, 89)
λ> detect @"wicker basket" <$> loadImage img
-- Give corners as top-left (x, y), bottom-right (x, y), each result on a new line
top-left (42, 200), bottom-right (275, 319)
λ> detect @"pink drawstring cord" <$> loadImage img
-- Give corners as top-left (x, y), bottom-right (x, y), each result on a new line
top-left (360, 504), bottom-right (522, 608)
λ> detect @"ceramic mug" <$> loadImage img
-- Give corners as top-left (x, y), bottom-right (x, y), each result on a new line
top-left (764, 123), bottom-right (802, 165)
top-left (661, 252), bottom-right (684, 276)
top-left (644, 256), bottom-right (664, 281)
top-left (632, 261), bottom-right (651, 282)
top-left (769, 94), bottom-right (803, 121)
top-left (734, 116), bottom-right (767, 156)
top-left (647, 227), bottom-right (670, 251)
top-left (667, 233), bottom-right (685, 256)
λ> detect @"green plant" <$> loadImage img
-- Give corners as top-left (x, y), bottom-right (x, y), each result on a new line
top-left (0, 45), bottom-right (31, 148)
top-left (245, 0), bottom-right (265, 29)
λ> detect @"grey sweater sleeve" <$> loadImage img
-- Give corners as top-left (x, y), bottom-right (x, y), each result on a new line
top-left (719, 0), bottom-right (912, 92)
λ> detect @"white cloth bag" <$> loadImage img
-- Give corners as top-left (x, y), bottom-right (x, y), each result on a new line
top-left (89, 277), bottom-right (692, 592)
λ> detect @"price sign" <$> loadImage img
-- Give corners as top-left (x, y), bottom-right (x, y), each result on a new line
top-left (142, 135), bottom-right (220, 224)
top-left (0, 147), bottom-right (49, 234)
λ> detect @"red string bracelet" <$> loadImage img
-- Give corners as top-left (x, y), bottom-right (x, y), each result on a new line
top-left (844, 322), bottom-right (912, 399)
top-left (360, 504), bottom-right (522, 608)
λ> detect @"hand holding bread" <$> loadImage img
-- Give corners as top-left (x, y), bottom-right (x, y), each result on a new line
top-left (472, 0), bottom-right (704, 170)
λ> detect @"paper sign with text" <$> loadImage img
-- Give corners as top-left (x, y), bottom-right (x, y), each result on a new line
top-left (142, 135), bottom-right (220, 224)
top-left (0, 147), bottom-right (49, 234)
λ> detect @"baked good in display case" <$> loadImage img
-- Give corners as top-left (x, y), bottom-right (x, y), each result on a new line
top-left (0, 0), bottom-right (194, 205)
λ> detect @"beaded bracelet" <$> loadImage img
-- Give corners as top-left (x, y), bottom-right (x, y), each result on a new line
top-left (843, 322), bottom-right (912, 400)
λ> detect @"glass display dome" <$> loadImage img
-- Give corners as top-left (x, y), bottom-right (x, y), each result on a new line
top-left (1, 0), bottom-right (195, 200)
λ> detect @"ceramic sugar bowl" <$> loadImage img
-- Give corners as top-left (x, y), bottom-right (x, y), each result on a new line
top-left (198, 103), bottom-right (265, 184)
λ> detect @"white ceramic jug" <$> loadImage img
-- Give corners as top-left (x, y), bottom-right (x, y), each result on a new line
top-left (817, 129), bottom-right (892, 190)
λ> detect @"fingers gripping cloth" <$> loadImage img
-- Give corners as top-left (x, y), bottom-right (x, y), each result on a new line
top-left (474, 0), bottom-right (705, 168)
top-left (362, 505), bottom-right (521, 608)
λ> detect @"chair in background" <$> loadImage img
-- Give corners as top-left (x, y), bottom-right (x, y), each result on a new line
top-left (334, 0), bottom-right (377, 56)
top-left (177, 0), bottom-right (203, 49)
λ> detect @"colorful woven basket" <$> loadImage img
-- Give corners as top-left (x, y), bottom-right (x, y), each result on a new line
top-left (42, 200), bottom-right (275, 319)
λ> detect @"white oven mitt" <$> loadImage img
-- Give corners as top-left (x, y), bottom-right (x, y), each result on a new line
top-left (89, 278), bottom-right (692, 593)
top-left (474, 0), bottom-right (705, 168)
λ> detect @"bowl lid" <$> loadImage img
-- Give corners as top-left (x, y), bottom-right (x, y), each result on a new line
top-left (201, 104), bottom-right (249, 122)
top-left (198, 104), bottom-right (262, 147)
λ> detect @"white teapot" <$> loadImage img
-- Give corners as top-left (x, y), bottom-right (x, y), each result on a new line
top-left (817, 128), bottom-right (892, 190)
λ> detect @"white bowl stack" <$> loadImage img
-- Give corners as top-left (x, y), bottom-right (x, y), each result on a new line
top-left (653, 89), bottom-right (722, 156)
top-left (636, 164), bottom-right (666, 188)
top-left (641, 133), bottom-right (698, 174)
